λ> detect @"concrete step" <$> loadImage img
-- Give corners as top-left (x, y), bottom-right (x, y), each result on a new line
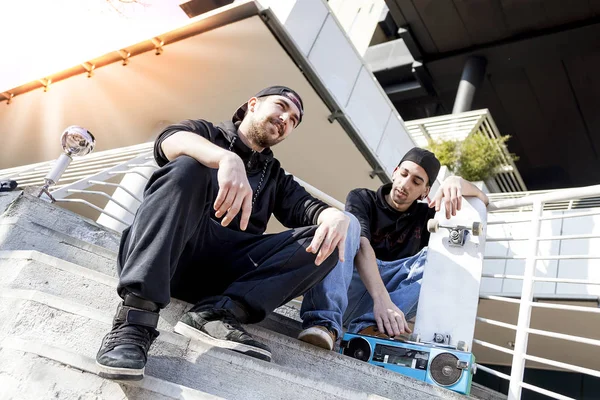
top-left (0, 338), bottom-right (222, 400)
top-left (0, 251), bottom-right (464, 400)
top-left (0, 293), bottom-right (397, 400)
top-left (0, 191), bottom-right (120, 277)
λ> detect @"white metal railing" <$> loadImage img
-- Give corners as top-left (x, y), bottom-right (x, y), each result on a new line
top-left (0, 142), bottom-right (154, 192)
top-left (404, 109), bottom-right (527, 193)
top-left (0, 143), bottom-right (155, 229)
top-left (478, 184), bottom-right (600, 400)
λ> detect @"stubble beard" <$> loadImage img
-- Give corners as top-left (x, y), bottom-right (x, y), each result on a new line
top-left (390, 185), bottom-right (415, 208)
top-left (248, 117), bottom-right (283, 149)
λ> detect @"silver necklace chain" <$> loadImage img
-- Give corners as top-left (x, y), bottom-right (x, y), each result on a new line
top-left (228, 136), bottom-right (269, 207)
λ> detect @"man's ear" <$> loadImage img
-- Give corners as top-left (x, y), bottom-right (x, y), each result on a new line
top-left (247, 97), bottom-right (258, 113)
top-left (422, 186), bottom-right (430, 200)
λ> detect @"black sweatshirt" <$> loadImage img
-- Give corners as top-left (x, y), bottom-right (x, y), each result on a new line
top-left (154, 119), bottom-right (329, 235)
top-left (345, 184), bottom-right (435, 261)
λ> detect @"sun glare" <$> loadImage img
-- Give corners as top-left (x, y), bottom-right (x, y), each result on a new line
top-left (1, 0), bottom-right (188, 93)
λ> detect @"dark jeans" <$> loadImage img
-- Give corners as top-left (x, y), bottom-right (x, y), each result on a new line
top-left (117, 156), bottom-right (338, 324)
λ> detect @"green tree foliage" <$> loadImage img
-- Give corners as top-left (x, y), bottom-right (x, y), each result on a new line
top-left (427, 134), bottom-right (518, 182)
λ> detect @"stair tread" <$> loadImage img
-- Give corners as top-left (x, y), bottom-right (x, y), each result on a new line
top-left (1, 336), bottom-right (225, 400)
top-left (1, 191), bottom-right (121, 252)
top-left (0, 306), bottom-right (393, 400)
top-left (0, 287), bottom-right (460, 400)
top-left (0, 250), bottom-right (478, 399)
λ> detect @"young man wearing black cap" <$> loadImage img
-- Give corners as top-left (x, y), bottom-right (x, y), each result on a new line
top-left (95, 86), bottom-right (355, 380)
top-left (298, 147), bottom-right (489, 350)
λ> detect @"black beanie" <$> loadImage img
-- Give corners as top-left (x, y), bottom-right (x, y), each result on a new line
top-left (398, 147), bottom-right (441, 185)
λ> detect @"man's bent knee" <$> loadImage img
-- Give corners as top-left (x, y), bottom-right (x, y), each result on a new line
top-left (148, 155), bottom-right (213, 194)
top-left (343, 212), bottom-right (361, 254)
top-left (168, 155), bottom-right (211, 181)
top-left (345, 212), bottom-right (361, 238)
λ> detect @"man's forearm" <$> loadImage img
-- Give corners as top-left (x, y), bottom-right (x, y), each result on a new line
top-left (458, 177), bottom-right (489, 205)
top-left (355, 237), bottom-right (390, 303)
top-left (161, 131), bottom-right (234, 168)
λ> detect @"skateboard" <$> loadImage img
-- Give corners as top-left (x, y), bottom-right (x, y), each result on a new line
top-left (412, 197), bottom-right (487, 352)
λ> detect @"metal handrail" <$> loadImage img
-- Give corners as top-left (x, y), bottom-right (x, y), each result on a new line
top-left (481, 274), bottom-right (600, 285)
top-left (477, 364), bottom-right (511, 381)
top-left (489, 184), bottom-right (600, 210)
top-left (520, 382), bottom-right (574, 400)
top-left (473, 339), bottom-right (515, 355)
top-left (478, 185), bottom-right (600, 400)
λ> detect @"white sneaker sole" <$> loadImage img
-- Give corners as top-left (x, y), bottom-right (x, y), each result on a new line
top-left (96, 362), bottom-right (144, 381)
top-left (173, 321), bottom-right (272, 361)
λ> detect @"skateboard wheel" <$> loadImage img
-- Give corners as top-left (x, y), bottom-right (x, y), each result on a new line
top-left (427, 219), bottom-right (439, 233)
top-left (472, 222), bottom-right (482, 236)
top-left (457, 340), bottom-right (468, 352)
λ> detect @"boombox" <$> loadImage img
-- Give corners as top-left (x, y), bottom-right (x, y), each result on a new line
top-left (340, 333), bottom-right (476, 395)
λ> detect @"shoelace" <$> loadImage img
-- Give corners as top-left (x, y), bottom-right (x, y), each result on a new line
top-left (221, 314), bottom-right (253, 340)
top-left (104, 323), bottom-right (156, 352)
top-left (228, 136), bottom-right (269, 208)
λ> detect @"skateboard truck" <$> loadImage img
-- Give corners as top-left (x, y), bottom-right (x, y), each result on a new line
top-left (433, 333), bottom-right (451, 345)
top-left (430, 333), bottom-right (469, 352)
top-left (427, 219), bottom-right (482, 247)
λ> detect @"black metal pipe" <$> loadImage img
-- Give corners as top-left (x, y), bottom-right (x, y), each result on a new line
top-left (452, 56), bottom-right (487, 114)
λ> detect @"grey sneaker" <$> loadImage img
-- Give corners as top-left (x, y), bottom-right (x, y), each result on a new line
top-left (96, 294), bottom-right (160, 380)
top-left (174, 309), bottom-right (272, 362)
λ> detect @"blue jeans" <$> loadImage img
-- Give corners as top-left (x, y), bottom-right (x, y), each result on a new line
top-left (300, 213), bottom-right (428, 338)
top-left (343, 248), bottom-right (427, 333)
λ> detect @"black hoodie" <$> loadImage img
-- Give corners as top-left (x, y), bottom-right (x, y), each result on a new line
top-left (154, 119), bottom-right (329, 235)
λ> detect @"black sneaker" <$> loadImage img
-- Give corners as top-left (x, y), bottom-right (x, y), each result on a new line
top-left (96, 294), bottom-right (160, 380)
top-left (174, 309), bottom-right (272, 362)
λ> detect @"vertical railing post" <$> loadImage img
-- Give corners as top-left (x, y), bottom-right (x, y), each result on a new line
top-left (508, 200), bottom-right (543, 399)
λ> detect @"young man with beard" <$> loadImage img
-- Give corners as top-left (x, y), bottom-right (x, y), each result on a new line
top-left (95, 86), bottom-right (357, 380)
top-left (298, 148), bottom-right (489, 350)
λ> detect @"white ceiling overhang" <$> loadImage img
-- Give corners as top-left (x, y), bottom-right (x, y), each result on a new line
top-left (0, 1), bottom-right (394, 202)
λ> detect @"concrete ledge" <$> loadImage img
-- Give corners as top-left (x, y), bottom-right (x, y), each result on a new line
top-left (0, 251), bottom-right (479, 398)
top-left (0, 289), bottom-right (188, 347)
top-left (0, 250), bottom-right (117, 286)
top-left (0, 251), bottom-right (302, 337)
top-left (0, 337), bottom-right (224, 400)
top-left (0, 287), bottom-right (461, 400)
top-left (0, 191), bottom-right (120, 252)
top-left (0, 307), bottom-right (374, 400)
top-left (0, 221), bottom-right (118, 276)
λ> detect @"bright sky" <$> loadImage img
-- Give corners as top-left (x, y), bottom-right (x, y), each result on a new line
top-left (1, 0), bottom-right (189, 93)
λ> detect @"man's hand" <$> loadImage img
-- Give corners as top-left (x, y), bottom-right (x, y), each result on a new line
top-left (307, 208), bottom-right (350, 266)
top-left (373, 296), bottom-right (411, 337)
top-left (214, 153), bottom-right (253, 230)
top-left (429, 176), bottom-right (463, 219)
top-left (429, 175), bottom-right (489, 219)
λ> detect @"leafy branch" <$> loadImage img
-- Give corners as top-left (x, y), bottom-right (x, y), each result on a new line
top-left (427, 134), bottom-right (518, 182)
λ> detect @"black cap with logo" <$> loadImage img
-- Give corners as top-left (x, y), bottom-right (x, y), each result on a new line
top-left (232, 85), bottom-right (304, 125)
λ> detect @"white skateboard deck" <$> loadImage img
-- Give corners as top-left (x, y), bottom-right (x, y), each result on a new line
top-left (413, 197), bottom-right (487, 351)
